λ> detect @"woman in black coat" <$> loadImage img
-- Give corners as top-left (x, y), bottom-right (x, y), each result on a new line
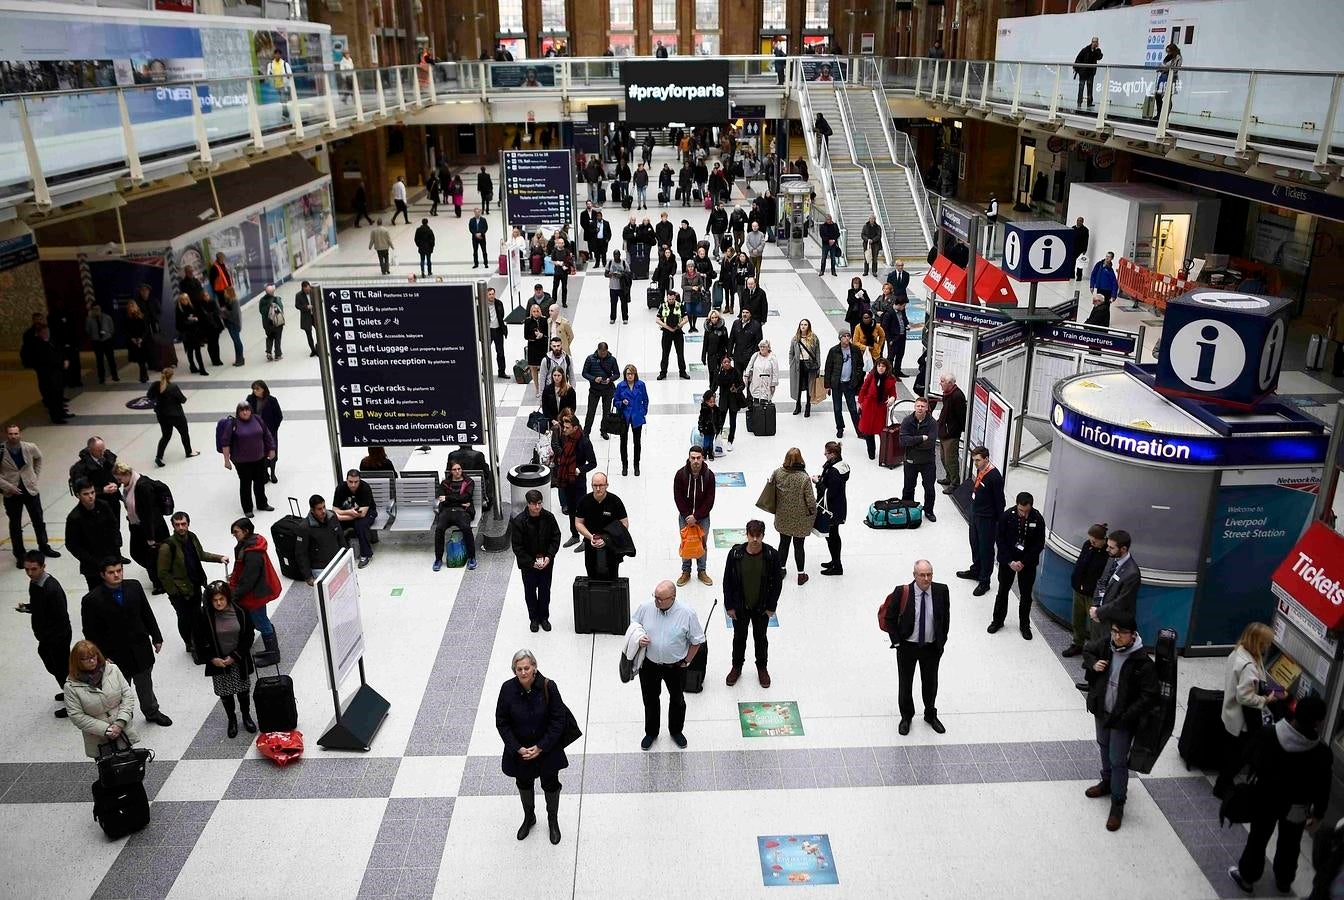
top-left (814, 440), bottom-right (852, 575)
top-left (676, 222), bottom-right (697, 265)
top-left (193, 581), bottom-right (256, 738)
top-left (653, 247), bottom-right (678, 295)
top-left (523, 304), bottom-right (547, 396)
top-left (147, 366), bottom-right (197, 466)
top-left (245, 380), bottom-right (284, 482)
top-left (496, 649), bottom-right (570, 845)
top-left (124, 299), bottom-right (150, 383)
top-left (174, 292), bottom-right (208, 376)
top-left (845, 278), bottom-right (872, 330)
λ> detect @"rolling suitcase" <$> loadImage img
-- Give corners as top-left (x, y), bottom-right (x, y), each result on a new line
top-left (1177, 686), bottom-right (1225, 771)
top-left (631, 252), bottom-right (650, 280)
top-left (1129, 627), bottom-right (1179, 774)
top-left (647, 285), bottom-right (663, 309)
top-left (513, 359), bottom-right (531, 384)
top-left (598, 186), bottom-right (607, 204)
top-left (879, 425), bottom-right (905, 469)
top-left (750, 399), bottom-right (776, 436)
top-left (683, 600), bottom-right (717, 694)
top-left (150, 334), bottom-right (178, 372)
top-left (269, 497), bottom-right (307, 581)
top-left (498, 253), bottom-right (507, 276)
top-left (92, 779), bottom-right (150, 840)
top-left (658, 190), bottom-right (669, 205)
top-left (253, 655), bottom-right (298, 733)
top-left (622, 195), bottom-right (633, 211)
top-left (1305, 333), bottom-right (1326, 371)
top-left (572, 576), bottom-right (630, 635)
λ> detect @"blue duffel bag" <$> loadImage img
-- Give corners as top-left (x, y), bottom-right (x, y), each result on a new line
top-left (864, 497), bottom-right (924, 530)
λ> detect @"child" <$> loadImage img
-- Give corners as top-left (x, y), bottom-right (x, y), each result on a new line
top-left (698, 390), bottom-right (717, 460)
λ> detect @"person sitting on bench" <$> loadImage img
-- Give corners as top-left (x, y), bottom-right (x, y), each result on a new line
top-left (432, 462), bottom-right (476, 572)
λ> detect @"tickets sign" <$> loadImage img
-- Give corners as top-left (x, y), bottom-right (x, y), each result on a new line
top-left (1271, 522), bottom-right (1344, 630)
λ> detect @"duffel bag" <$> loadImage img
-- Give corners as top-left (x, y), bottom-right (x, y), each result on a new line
top-left (864, 497), bottom-right (924, 530)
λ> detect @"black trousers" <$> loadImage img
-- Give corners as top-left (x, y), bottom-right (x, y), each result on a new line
top-left (901, 459), bottom-right (937, 514)
top-left (5, 490), bottom-right (49, 558)
top-left (491, 329), bottom-right (506, 375)
top-left (896, 641), bottom-right (942, 721)
top-left (38, 633), bottom-right (72, 688)
top-left (552, 271), bottom-right (569, 304)
top-left (777, 533), bottom-right (805, 571)
top-left (1239, 812), bottom-right (1307, 887)
top-left (1077, 75), bottom-right (1095, 107)
top-left (472, 237), bottom-right (487, 266)
top-left (167, 587), bottom-right (201, 649)
top-left (969, 516), bottom-right (997, 587)
top-left (156, 416), bottom-right (192, 460)
top-left (609, 289), bottom-right (629, 322)
top-left (825, 525), bottom-right (842, 566)
top-left (235, 459), bottom-right (269, 514)
top-left (128, 522), bottom-right (164, 591)
top-left (434, 521), bottom-right (476, 561)
top-left (887, 332), bottom-right (907, 373)
top-left (92, 340), bottom-right (118, 382)
top-left (714, 400), bottom-right (739, 443)
top-left (992, 563), bottom-right (1038, 628)
top-left (377, 250), bottom-right (390, 274)
top-left (660, 330), bottom-right (686, 375)
top-left (392, 200), bottom-right (409, 224)
top-left (731, 608), bottom-right (771, 668)
top-left (583, 388), bottom-right (613, 435)
top-left (619, 424), bottom-right (642, 467)
top-left (521, 565), bottom-right (553, 622)
top-left (516, 772), bottom-right (561, 792)
top-left (638, 661), bottom-right (687, 737)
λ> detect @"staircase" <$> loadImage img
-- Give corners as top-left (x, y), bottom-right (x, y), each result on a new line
top-left (872, 169), bottom-right (931, 261)
top-left (829, 170), bottom-right (873, 261)
top-left (848, 90), bottom-right (896, 167)
top-left (805, 87), bottom-right (855, 168)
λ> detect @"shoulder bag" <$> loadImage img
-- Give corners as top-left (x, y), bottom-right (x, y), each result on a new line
top-left (755, 474), bottom-right (778, 514)
top-left (543, 677), bottom-right (583, 749)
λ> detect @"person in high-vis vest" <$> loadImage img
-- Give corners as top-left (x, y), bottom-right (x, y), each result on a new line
top-left (265, 49), bottom-right (291, 107)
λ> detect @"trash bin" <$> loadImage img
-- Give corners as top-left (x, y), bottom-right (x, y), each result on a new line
top-left (507, 463), bottom-right (552, 514)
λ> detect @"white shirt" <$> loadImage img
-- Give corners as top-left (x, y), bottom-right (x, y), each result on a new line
top-left (392, 181), bottom-right (407, 203)
top-left (339, 56), bottom-right (355, 72)
top-left (632, 599), bottom-right (705, 665)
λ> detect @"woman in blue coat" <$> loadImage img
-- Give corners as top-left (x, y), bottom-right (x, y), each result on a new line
top-left (813, 440), bottom-right (851, 575)
top-left (245, 380), bottom-right (284, 483)
top-left (613, 363), bottom-right (649, 477)
top-left (496, 649), bottom-right (570, 845)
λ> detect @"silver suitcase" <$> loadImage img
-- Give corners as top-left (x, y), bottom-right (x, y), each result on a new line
top-left (1305, 333), bottom-right (1326, 371)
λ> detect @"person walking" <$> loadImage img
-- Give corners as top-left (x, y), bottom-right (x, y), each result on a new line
top-left (390, 176), bottom-right (409, 224)
top-left (512, 490), bottom-right (561, 632)
top-left (81, 559), bottom-right (172, 727)
top-left (175, 292), bottom-right (208, 376)
top-left (551, 415), bottom-right (597, 547)
top-left (656, 290), bottom-right (690, 380)
top-left (1213, 621), bottom-right (1282, 799)
top-left (722, 519), bottom-right (782, 688)
top-left (605, 251), bottom-right (631, 324)
top-left (352, 183), bottom-right (372, 227)
top-left (145, 368), bottom-right (196, 467)
top-left (764, 448), bottom-right (817, 585)
top-left (63, 640), bottom-right (143, 755)
top-left (633, 580), bottom-right (706, 750)
top-left (217, 403), bottom-right (275, 517)
top-left (496, 649), bottom-right (574, 845)
top-left (258, 284), bottom-right (284, 361)
top-left (824, 331), bottom-right (864, 440)
top-left (425, 171), bottom-right (441, 217)
top-left (613, 365), bottom-right (649, 477)
top-left (898, 397), bottom-right (939, 522)
top-left (24, 551), bottom-right (72, 719)
top-left (937, 374), bottom-right (966, 490)
top-left (1153, 43), bottom-right (1182, 119)
top-left (885, 558), bottom-right (951, 735)
top-left (1, 424), bottom-right (60, 567)
top-left (956, 446), bottom-right (1005, 596)
top-left (245, 381), bottom-right (283, 483)
top-left (112, 462), bottom-right (170, 596)
top-left (1073, 37), bottom-right (1103, 109)
top-left (987, 491), bottom-right (1046, 640)
top-left (856, 357), bottom-right (897, 460)
top-left (193, 581), bottom-right (258, 738)
top-left (1063, 524), bottom-right (1110, 658)
top-left (66, 480), bottom-right (123, 591)
top-left (788, 319), bottom-right (821, 418)
top-left (1226, 696), bottom-right (1331, 894)
top-left (580, 343), bottom-right (619, 439)
top-left (293, 280), bottom-right (317, 357)
top-left (414, 218), bottom-right (435, 276)
top-left (228, 517), bottom-right (282, 664)
top-left (1089, 252), bottom-right (1118, 302)
top-left (673, 445), bottom-right (715, 588)
top-left (85, 303), bottom-right (119, 384)
top-left (157, 511), bottom-right (228, 654)
top-left (860, 215), bottom-right (882, 276)
top-left (369, 219), bottom-right (394, 274)
top-left (713, 355), bottom-right (745, 448)
top-left (1082, 616), bottom-right (1159, 832)
top-left (815, 440), bottom-right (850, 575)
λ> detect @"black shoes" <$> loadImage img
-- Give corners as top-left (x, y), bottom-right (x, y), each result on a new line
top-left (924, 715), bottom-right (946, 734)
top-left (242, 712), bottom-right (257, 733)
top-left (540, 620), bottom-right (552, 632)
top-left (564, 535), bottom-right (579, 548)
top-left (530, 621), bottom-right (540, 633)
top-left (955, 569), bottom-right (978, 580)
top-left (227, 716), bottom-right (238, 738)
top-left (147, 712), bottom-right (173, 727)
top-left (257, 505), bottom-right (276, 512)
top-left (925, 511), bottom-right (937, 523)
top-left (898, 718), bottom-right (911, 736)
top-left (987, 622), bottom-right (1003, 634)
top-left (41, 547), bottom-right (60, 558)
top-left (1020, 627), bottom-right (1033, 641)
top-left (1062, 644), bottom-right (1082, 657)
top-left (972, 585), bottom-right (990, 596)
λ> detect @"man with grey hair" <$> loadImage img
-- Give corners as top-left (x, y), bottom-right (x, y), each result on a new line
top-left (937, 373), bottom-right (967, 491)
top-left (824, 329), bottom-right (864, 439)
top-left (632, 579), bottom-right (706, 750)
top-left (883, 559), bottom-right (950, 735)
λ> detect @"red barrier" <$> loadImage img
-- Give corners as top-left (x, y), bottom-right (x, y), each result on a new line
top-left (1116, 258), bottom-right (1186, 312)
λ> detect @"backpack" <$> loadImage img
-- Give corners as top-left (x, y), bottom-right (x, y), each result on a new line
top-left (877, 584), bottom-right (911, 635)
top-left (864, 497), bottom-right (923, 530)
top-left (215, 416), bottom-right (238, 454)
top-left (147, 477), bottom-right (175, 517)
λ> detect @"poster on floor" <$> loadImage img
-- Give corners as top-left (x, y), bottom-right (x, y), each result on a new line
top-left (739, 701), bottom-right (801, 737)
top-left (725, 609), bottom-right (779, 629)
top-left (757, 834), bottom-right (839, 887)
top-left (714, 528), bottom-right (746, 549)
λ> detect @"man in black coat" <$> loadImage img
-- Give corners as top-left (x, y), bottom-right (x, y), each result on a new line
top-left (590, 212), bottom-right (611, 267)
top-left (295, 494), bottom-right (349, 585)
top-left (66, 480), bottom-right (124, 591)
top-left (722, 520), bottom-right (782, 689)
top-left (81, 559), bottom-right (172, 726)
top-left (957, 446), bottom-right (1005, 596)
top-left (898, 397), bottom-right (939, 522)
top-left (729, 309), bottom-right (764, 373)
top-left (477, 166), bottom-right (494, 214)
top-left (24, 550), bottom-right (71, 718)
top-left (414, 218), bottom-right (436, 277)
top-left (511, 489), bottom-right (562, 631)
top-left (1082, 615), bottom-right (1157, 832)
top-left (1073, 37), bottom-right (1103, 109)
top-left (937, 374), bottom-right (967, 490)
top-left (114, 463), bottom-right (170, 595)
top-left (823, 331), bottom-right (864, 439)
top-left (885, 559), bottom-right (950, 735)
top-left (818, 215), bottom-right (840, 276)
top-left (739, 278), bottom-right (768, 323)
top-left (468, 208), bottom-right (489, 268)
top-left (29, 325), bottom-right (70, 424)
top-left (988, 491), bottom-right (1046, 640)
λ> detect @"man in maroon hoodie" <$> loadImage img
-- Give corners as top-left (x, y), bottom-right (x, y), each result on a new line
top-left (673, 445), bottom-right (716, 587)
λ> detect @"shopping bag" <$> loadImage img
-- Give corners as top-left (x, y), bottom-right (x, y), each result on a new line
top-left (678, 523), bottom-right (705, 560)
top-left (255, 730), bottom-right (305, 767)
top-left (755, 476), bottom-right (778, 514)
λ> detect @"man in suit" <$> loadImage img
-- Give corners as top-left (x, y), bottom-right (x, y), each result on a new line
top-left (477, 167), bottom-right (494, 214)
top-left (739, 277), bottom-right (768, 323)
top-left (885, 295), bottom-right (911, 376)
top-left (885, 559), bottom-right (950, 735)
top-left (24, 550), bottom-right (71, 719)
top-left (1090, 529), bottom-right (1141, 635)
top-left (886, 260), bottom-right (910, 300)
top-left (988, 492), bottom-right (1046, 640)
top-left (81, 559), bottom-right (172, 726)
top-left (579, 202), bottom-right (596, 255)
top-left (113, 463), bottom-right (169, 596)
top-left (898, 398), bottom-right (939, 523)
top-left (957, 446), bottom-right (1005, 597)
top-left (590, 212), bottom-right (612, 268)
top-left (468, 208), bottom-right (489, 268)
top-left (66, 480), bottom-right (123, 591)
top-left (937, 374), bottom-right (967, 490)
top-left (824, 331), bottom-right (865, 439)
top-left (484, 287), bottom-right (508, 379)
top-left (0, 425), bottom-right (60, 568)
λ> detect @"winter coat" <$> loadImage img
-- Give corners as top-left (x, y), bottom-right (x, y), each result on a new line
top-left (852, 321), bottom-right (886, 361)
top-left (787, 334), bottom-right (822, 401)
top-left (614, 379), bottom-right (649, 428)
top-left (510, 507), bottom-right (562, 569)
top-left (858, 370), bottom-right (897, 437)
top-left (1083, 636), bottom-right (1159, 730)
top-left (768, 465), bottom-right (816, 538)
top-left (64, 662), bottom-right (141, 758)
top-left (157, 531), bottom-right (226, 598)
top-left (496, 675), bottom-right (571, 779)
top-left (702, 319), bottom-right (730, 367)
top-left (722, 543), bottom-right (784, 616)
top-left (231, 533), bottom-right (280, 611)
top-left (824, 342), bottom-right (865, 393)
top-left (193, 601), bottom-right (256, 678)
top-left (1221, 645), bottom-right (1271, 737)
top-left (744, 352), bottom-right (780, 401)
top-left (66, 501), bottom-right (123, 573)
top-left (294, 510), bottom-right (347, 575)
top-left (148, 382), bottom-right (187, 422)
top-left (245, 394), bottom-right (284, 442)
top-left (1070, 540), bottom-right (1109, 596)
top-left (81, 579), bottom-right (162, 678)
top-left (676, 227), bottom-right (698, 263)
top-left (673, 463), bottom-right (716, 521)
top-left (816, 458), bottom-right (850, 525)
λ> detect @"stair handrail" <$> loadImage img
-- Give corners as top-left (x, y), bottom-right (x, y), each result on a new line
top-left (865, 58), bottom-right (902, 165)
top-left (795, 67), bottom-right (845, 251)
top-left (836, 85), bottom-right (889, 271)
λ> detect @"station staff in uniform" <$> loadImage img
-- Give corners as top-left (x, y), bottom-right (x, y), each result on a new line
top-left (957, 446), bottom-right (1004, 597)
top-left (632, 580), bottom-right (705, 751)
top-left (987, 491), bottom-right (1046, 640)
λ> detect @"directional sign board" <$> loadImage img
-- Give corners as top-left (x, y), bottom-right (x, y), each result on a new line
top-left (321, 283), bottom-right (484, 446)
top-left (503, 149), bottom-right (575, 230)
top-left (1002, 222), bottom-right (1074, 282)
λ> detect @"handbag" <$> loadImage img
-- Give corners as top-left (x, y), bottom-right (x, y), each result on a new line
top-left (678, 523), bottom-right (705, 559)
top-left (601, 410), bottom-right (626, 435)
top-left (812, 499), bottom-right (832, 537)
top-left (526, 409), bottom-right (549, 433)
top-left (96, 735), bottom-right (153, 788)
top-left (1218, 777), bottom-right (1260, 827)
top-left (267, 303), bottom-right (286, 328)
top-left (543, 677), bottom-right (583, 749)
top-left (755, 475), bottom-right (778, 514)
top-left (809, 374), bottom-right (827, 405)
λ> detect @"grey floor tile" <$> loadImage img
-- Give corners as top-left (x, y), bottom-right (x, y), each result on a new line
top-left (407, 833), bottom-right (448, 863)
top-left (840, 746), bottom-right (876, 768)
top-left (358, 868), bottom-right (403, 899)
top-left (812, 767), bottom-right (851, 789)
top-left (936, 744), bottom-right (975, 765)
top-left (743, 769), bottom-right (781, 790)
top-left (680, 769), bottom-right (718, 792)
top-left (904, 744), bottom-right (941, 766)
top-left (455, 776), bottom-right (484, 797)
top-left (712, 749), bottom-right (750, 770)
top-left (846, 764), bottom-right (883, 787)
top-left (806, 747), bottom-right (846, 768)
top-left (461, 755), bottom-right (490, 778)
top-left (943, 763), bottom-right (982, 784)
top-left (611, 773), bottom-right (650, 793)
top-left (614, 754), bottom-right (650, 776)
top-left (418, 797), bottom-right (456, 820)
top-left (880, 764), bottom-right (918, 787)
top-left (366, 841), bottom-right (409, 869)
top-left (997, 742), bottom-right (1038, 762)
top-left (1140, 777), bottom-right (1188, 799)
top-left (382, 797), bottom-right (423, 820)
top-left (970, 743), bottom-right (1007, 763)
top-left (777, 768), bottom-right (815, 790)
top-left (377, 817), bottom-right (415, 844)
top-left (872, 746), bottom-right (909, 768)
top-left (395, 870), bottom-right (441, 900)
top-left (775, 748), bottom-right (812, 769)
top-left (1031, 740), bottom-right (1075, 761)
top-left (911, 764), bottom-right (953, 785)
top-left (679, 751), bottom-right (716, 773)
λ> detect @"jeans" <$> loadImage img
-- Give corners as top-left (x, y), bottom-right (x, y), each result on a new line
top-left (5, 489), bottom-right (49, 558)
top-left (264, 326), bottom-right (283, 358)
top-left (896, 642), bottom-right (942, 720)
top-left (349, 510), bottom-right (378, 558)
top-left (130, 666), bottom-right (160, 716)
top-left (587, 182), bottom-right (601, 204)
top-left (901, 459), bottom-right (937, 514)
top-left (832, 383), bottom-right (860, 434)
top-left (1095, 719), bottom-right (1134, 804)
top-left (225, 320), bottom-right (244, 363)
top-left (777, 533), bottom-right (805, 572)
top-left (156, 416), bottom-right (192, 460)
top-left (992, 563), bottom-right (1038, 628)
top-left (249, 602), bottom-right (275, 638)
top-left (235, 459), bottom-right (269, 514)
top-left (636, 185), bottom-right (647, 207)
top-left (969, 515), bottom-right (997, 587)
top-left (731, 607), bottom-right (771, 668)
top-left (819, 243), bottom-right (838, 274)
top-left (678, 515), bottom-right (710, 574)
top-left (639, 661), bottom-right (687, 737)
top-left (559, 479), bottom-right (585, 537)
top-left (521, 565), bottom-right (553, 623)
top-left (419, 251), bottom-right (432, 276)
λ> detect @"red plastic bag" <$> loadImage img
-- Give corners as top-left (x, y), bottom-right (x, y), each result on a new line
top-left (256, 730), bottom-right (304, 767)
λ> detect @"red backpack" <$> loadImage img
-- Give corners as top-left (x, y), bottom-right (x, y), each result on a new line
top-left (877, 585), bottom-right (911, 636)
top-left (231, 534), bottom-right (283, 610)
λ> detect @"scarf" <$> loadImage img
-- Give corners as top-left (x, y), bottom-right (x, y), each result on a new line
top-left (78, 663), bottom-right (106, 689)
top-left (1276, 718), bottom-right (1318, 753)
top-left (555, 433), bottom-right (579, 487)
top-left (859, 321), bottom-right (877, 343)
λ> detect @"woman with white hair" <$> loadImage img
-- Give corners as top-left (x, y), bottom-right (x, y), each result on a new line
top-left (495, 649), bottom-right (575, 845)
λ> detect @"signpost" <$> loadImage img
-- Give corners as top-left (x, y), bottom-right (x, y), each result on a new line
top-left (315, 548), bottom-right (389, 751)
top-left (501, 149), bottom-right (575, 231)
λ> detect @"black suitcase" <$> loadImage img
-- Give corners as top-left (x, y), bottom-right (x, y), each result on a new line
top-left (270, 497), bottom-right (307, 581)
top-left (253, 656), bottom-right (298, 732)
top-left (1177, 685), bottom-right (1225, 771)
top-left (150, 334), bottom-right (178, 372)
top-left (513, 359), bottom-right (531, 384)
top-left (683, 600), bottom-right (717, 693)
top-left (1130, 627), bottom-right (1179, 774)
top-left (573, 576), bottom-right (630, 635)
top-left (647, 285), bottom-right (663, 309)
top-left (622, 195), bottom-right (633, 210)
top-left (658, 190), bottom-right (669, 205)
top-left (631, 253), bottom-right (650, 280)
top-left (92, 779), bottom-right (150, 840)
top-left (598, 186), bottom-right (607, 204)
top-left (750, 400), bottom-right (776, 436)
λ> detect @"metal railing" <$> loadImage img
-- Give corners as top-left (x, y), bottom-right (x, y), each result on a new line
top-left (794, 65), bottom-right (845, 260)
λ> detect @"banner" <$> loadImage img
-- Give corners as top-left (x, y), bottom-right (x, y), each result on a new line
top-left (315, 548), bottom-right (365, 691)
top-left (800, 58), bottom-right (847, 82)
top-left (622, 59), bottom-right (729, 124)
top-left (490, 64), bottom-right (558, 89)
top-left (1271, 522), bottom-right (1344, 631)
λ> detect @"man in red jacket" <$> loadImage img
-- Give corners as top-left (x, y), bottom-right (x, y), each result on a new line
top-left (673, 445), bottom-right (716, 587)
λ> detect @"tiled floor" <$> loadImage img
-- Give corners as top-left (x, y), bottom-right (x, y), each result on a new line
top-left (1, 146), bottom-right (1333, 899)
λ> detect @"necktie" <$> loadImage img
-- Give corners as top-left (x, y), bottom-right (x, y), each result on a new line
top-left (919, 590), bottom-right (929, 644)
top-left (1097, 559), bottom-right (1117, 600)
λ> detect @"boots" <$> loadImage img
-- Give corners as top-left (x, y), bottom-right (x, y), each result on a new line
top-left (225, 710), bottom-right (238, 738)
top-left (238, 692), bottom-right (257, 733)
top-left (544, 789), bottom-right (562, 845)
top-left (255, 631), bottom-right (281, 667)
top-left (517, 787), bottom-right (537, 840)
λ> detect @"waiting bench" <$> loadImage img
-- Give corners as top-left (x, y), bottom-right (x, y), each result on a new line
top-left (358, 469), bottom-right (483, 535)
